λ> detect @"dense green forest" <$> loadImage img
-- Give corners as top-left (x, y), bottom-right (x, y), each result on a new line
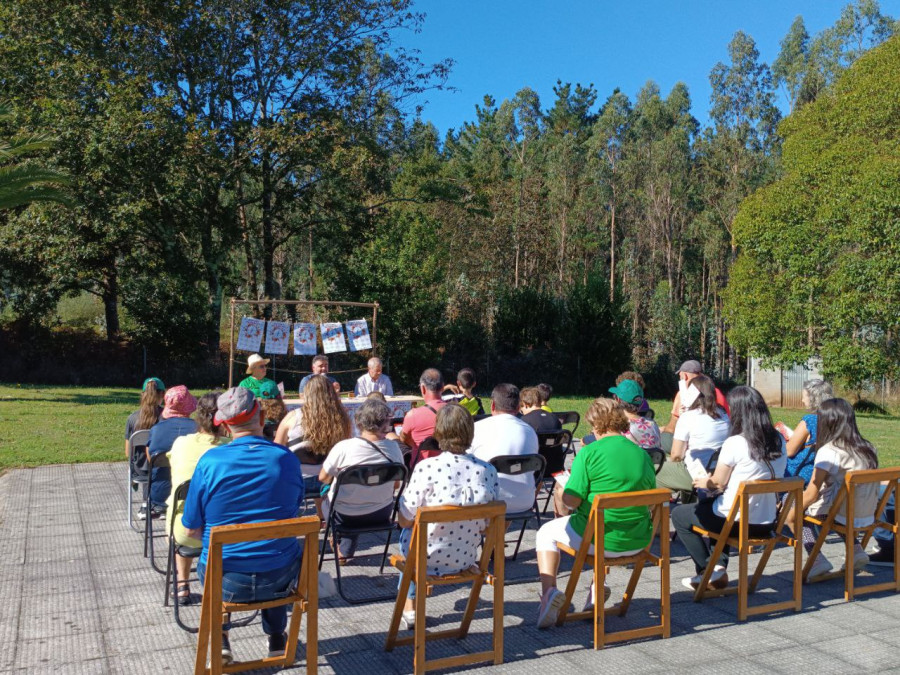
top-left (0, 1), bottom-right (898, 392)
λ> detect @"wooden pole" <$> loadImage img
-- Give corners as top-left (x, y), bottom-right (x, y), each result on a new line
top-left (228, 298), bottom-right (236, 389)
top-left (372, 302), bottom-right (379, 357)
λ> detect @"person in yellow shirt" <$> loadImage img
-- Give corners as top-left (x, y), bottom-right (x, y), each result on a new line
top-left (537, 383), bottom-right (553, 413)
top-left (456, 368), bottom-right (484, 416)
top-left (166, 392), bottom-right (228, 604)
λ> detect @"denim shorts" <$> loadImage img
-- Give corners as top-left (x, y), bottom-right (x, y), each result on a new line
top-left (304, 475), bottom-right (324, 496)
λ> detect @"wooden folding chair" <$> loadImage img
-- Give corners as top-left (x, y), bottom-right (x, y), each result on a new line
top-left (802, 467), bottom-right (900, 600)
top-left (556, 489), bottom-right (671, 649)
top-left (691, 477), bottom-right (803, 621)
top-left (194, 517), bottom-right (319, 675)
top-left (384, 501), bottom-right (506, 675)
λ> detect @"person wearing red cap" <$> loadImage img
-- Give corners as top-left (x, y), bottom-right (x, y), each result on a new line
top-left (182, 387), bottom-right (303, 665)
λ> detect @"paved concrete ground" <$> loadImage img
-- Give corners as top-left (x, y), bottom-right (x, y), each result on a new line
top-left (2, 462), bottom-right (900, 674)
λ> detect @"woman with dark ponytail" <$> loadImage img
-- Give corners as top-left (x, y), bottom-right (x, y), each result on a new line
top-left (672, 386), bottom-right (787, 590)
top-left (124, 377), bottom-right (166, 456)
top-left (788, 398), bottom-right (879, 581)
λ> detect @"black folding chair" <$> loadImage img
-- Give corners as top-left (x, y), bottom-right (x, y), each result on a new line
top-left (535, 430), bottom-right (572, 515)
top-left (646, 447), bottom-right (666, 475)
top-left (127, 429), bottom-right (150, 531)
top-left (319, 462), bottom-right (407, 604)
top-left (164, 480), bottom-right (256, 632)
top-left (556, 411), bottom-right (580, 439)
top-left (489, 454), bottom-right (547, 561)
top-left (143, 451), bottom-right (170, 574)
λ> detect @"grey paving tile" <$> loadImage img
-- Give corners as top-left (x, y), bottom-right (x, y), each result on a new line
top-left (12, 631), bottom-right (107, 671)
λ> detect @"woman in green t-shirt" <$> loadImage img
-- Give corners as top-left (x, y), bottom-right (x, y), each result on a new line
top-left (535, 397), bottom-right (656, 629)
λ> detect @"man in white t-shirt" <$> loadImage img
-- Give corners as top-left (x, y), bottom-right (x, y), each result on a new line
top-left (468, 383), bottom-right (539, 513)
top-left (354, 357), bottom-right (394, 397)
top-left (319, 398), bottom-right (404, 561)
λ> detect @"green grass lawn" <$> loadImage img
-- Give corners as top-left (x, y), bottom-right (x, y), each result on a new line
top-left (1, 384), bottom-right (899, 471)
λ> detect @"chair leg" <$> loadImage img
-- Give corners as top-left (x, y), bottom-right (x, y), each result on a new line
top-left (693, 533), bottom-right (728, 602)
top-left (556, 554), bottom-right (584, 625)
top-left (385, 570), bottom-right (412, 651)
top-left (193, 578), bottom-right (212, 675)
top-left (738, 541), bottom-right (750, 622)
top-left (379, 528), bottom-right (394, 574)
top-left (845, 531), bottom-right (856, 602)
top-left (164, 538), bottom-right (174, 607)
top-left (509, 518), bottom-right (529, 561)
top-left (595, 557), bottom-right (606, 649)
top-left (414, 569), bottom-right (427, 675)
top-left (802, 523), bottom-right (829, 582)
top-left (458, 575), bottom-right (485, 639)
top-left (749, 540), bottom-right (777, 593)
top-left (618, 557), bottom-right (646, 617)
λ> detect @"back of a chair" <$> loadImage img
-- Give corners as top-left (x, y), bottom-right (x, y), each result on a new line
top-left (129, 429), bottom-right (151, 474)
top-left (556, 411), bottom-right (580, 436)
top-left (489, 453), bottom-right (546, 485)
top-left (645, 448), bottom-right (666, 475)
top-left (843, 467), bottom-right (900, 531)
top-left (407, 501), bottom-right (507, 581)
top-left (330, 462), bottom-right (407, 511)
top-left (582, 488), bottom-right (671, 562)
top-left (729, 477), bottom-right (804, 540)
top-left (536, 430), bottom-right (573, 474)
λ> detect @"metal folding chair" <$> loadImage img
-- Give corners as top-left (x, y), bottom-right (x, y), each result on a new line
top-left (144, 451), bottom-right (170, 574)
top-left (536, 430), bottom-right (571, 515)
top-left (127, 429), bottom-right (150, 531)
top-left (646, 447), bottom-right (666, 475)
top-left (318, 462), bottom-right (407, 604)
top-left (556, 410), bottom-right (580, 439)
top-left (489, 454), bottom-right (546, 560)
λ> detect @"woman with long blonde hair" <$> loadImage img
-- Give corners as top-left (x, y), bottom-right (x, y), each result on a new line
top-left (275, 374), bottom-right (351, 511)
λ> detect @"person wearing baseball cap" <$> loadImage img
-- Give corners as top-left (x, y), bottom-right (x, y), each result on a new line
top-left (238, 354), bottom-right (279, 400)
top-left (181, 387), bottom-right (303, 665)
top-left (608, 380), bottom-right (661, 450)
top-left (660, 360), bottom-right (729, 449)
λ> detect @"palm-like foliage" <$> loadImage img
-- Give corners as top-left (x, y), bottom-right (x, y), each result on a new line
top-left (0, 102), bottom-right (73, 210)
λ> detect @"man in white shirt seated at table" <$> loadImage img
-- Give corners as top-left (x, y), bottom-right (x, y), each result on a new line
top-left (468, 383), bottom-right (539, 514)
top-left (354, 357), bottom-right (394, 397)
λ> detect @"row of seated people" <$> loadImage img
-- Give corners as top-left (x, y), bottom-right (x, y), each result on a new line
top-left (124, 373), bottom-right (893, 664)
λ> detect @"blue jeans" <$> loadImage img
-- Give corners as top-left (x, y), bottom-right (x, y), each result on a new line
top-left (397, 528), bottom-right (416, 599)
top-left (874, 487), bottom-right (895, 548)
top-left (198, 555), bottom-right (302, 635)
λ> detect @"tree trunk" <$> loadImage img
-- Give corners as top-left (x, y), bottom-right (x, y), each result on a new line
top-left (609, 202), bottom-right (616, 301)
top-left (102, 268), bottom-right (120, 341)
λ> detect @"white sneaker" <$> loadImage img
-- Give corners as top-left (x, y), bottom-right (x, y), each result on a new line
top-left (682, 566), bottom-right (728, 590)
top-left (536, 587), bottom-right (567, 629)
top-left (807, 554), bottom-right (833, 581)
top-left (582, 582), bottom-right (611, 612)
top-left (852, 546), bottom-right (870, 570)
top-left (400, 610), bottom-right (416, 630)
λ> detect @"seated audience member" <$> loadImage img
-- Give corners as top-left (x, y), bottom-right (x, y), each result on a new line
top-left (319, 398), bottom-right (405, 563)
top-left (147, 385), bottom-right (198, 514)
top-left (537, 383), bottom-right (554, 413)
top-left (354, 357), bottom-right (394, 397)
top-left (615, 370), bottom-right (653, 417)
top-left (365, 391), bottom-right (403, 443)
top-left (656, 374), bottom-right (729, 498)
top-left (182, 387), bottom-right (304, 664)
top-left (456, 368), bottom-right (484, 415)
top-left (535, 398), bottom-right (656, 628)
top-left (672, 386), bottom-right (786, 590)
top-left (166, 392), bottom-right (227, 604)
top-left (238, 354), bottom-right (277, 400)
top-left (469, 384), bottom-right (540, 514)
top-left (125, 377), bottom-right (165, 519)
top-left (786, 398), bottom-right (878, 579)
top-left (125, 377), bottom-right (165, 456)
top-left (258, 381), bottom-right (286, 441)
top-left (298, 354), bottom-right (339, 394)
top-left (395, 404), bottom-right (500, 629)
top-left (784, 379), bottom-right (834, 486)
top-left (610, 380), bottom-right (661, 449)
top-left (660, 360), bottom-right (729, 446)
top-left (399, 368), bottom-right (446, 468)
top-left (520, 386), bottom-right (565, 474)
top-left (275, 375), bottom-right (350, 514)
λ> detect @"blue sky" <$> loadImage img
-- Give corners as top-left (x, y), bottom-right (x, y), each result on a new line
top-left (397, 0), bottom-right (900, 133)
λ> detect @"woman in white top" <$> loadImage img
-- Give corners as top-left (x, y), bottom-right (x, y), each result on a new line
top-left (672, 386), bottom-right (787, 590)
top-left (786, 397), bottom-right (879, 580)
top-left (657, 374), bottom-right (730, 495)
top-left (319, 398), bottom-right (405, 562)
top-left (395, 403), bottom-right (500, 629)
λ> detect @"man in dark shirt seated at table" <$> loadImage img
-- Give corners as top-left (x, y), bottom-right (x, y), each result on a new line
top-left (182, 387), bottom-right (304, 666)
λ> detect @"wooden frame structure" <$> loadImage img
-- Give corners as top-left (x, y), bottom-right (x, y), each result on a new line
top-left (384, 501), bottom-right (506, 675)
top-left (802, 467), bottom-right (900, 600)
top-left (227, 297), bottom-right (379, 388)
top-left (691, 477), bottom-right (804, 621)
top-left (194, 517), bottom-right (319, 675)
top-left (556, 489), bottom-right (671, 649)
